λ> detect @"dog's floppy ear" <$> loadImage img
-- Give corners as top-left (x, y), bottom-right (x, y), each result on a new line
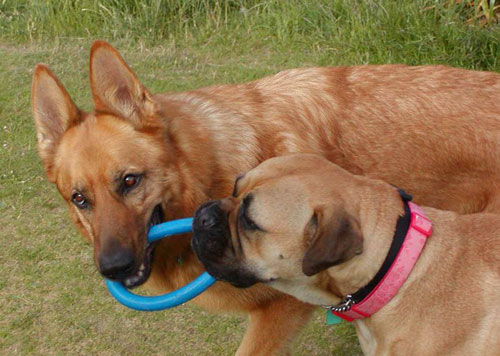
top-left (89, 40), bottom-right (155, 127)
top-left (31, 64), bottom-right (81, 182)
top-left (302, 205), bottom-right (363, 276)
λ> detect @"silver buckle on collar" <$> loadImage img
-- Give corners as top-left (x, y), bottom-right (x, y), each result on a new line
top-left (322, 294), bottom-right (355, 313)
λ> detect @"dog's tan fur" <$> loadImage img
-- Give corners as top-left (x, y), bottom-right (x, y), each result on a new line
top-left (205, 154), bottom-right (500, 355)
top-left (31, 40), bottom-right (500, 355)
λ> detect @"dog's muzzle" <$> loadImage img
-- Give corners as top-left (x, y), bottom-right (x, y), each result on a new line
top-left (192, 201), bottom-right (232, 263)
top-left (192, 200), bottom-right (260, 288)
top-left (97, 204), bottom-right (163, 288)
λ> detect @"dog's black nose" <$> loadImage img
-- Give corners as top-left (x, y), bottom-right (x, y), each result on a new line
top-left (98, 248), bottom-right (136, 280)
top-left (192, 200), bottom-right (230, 260)
top-left (196, 201), bottom-right (221, 230)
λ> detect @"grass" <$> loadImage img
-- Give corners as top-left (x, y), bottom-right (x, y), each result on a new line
top-left (0, 1), bottom-right (499, 355)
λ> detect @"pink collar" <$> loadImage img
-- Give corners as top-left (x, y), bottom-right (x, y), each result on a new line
top-left (329, 200), bottom-right (433, 321)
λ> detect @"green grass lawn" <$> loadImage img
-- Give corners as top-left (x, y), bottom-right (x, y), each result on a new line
top-left (1, 1), bottom-right (499, 355)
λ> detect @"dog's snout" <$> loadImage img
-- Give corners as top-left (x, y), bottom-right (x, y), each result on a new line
top-left (195, 201), bottom-right (223, 230)
top-left (192, 199), bottom-right (261, 289)
top-left (197, 203), bottom-right (219, 229)
top-left (192, 200), bottom-right (231, 261)
top-left (98, 248), bottom-right (136, 280)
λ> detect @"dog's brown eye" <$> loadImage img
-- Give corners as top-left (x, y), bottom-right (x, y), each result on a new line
top-left (239, 195), bottom-right (261, 231)
top-left (121, 174), bottom-right (141, 194)
top-left (242, 212), bottom-right (260, 231)
top-left (71, 192), bottom-right (87, 208)
top-left (124, 175), bottom-right (137, 188)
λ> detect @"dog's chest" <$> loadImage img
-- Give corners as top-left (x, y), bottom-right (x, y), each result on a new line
top-left (354, 321), bottom-right (377, 356)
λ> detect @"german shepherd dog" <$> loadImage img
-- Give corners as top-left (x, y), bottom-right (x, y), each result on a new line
top-left (31, 41), bottom-right (500, 355)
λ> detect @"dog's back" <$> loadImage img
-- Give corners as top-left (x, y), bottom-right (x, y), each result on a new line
top-left (159, 64), bottom-right (500, 213)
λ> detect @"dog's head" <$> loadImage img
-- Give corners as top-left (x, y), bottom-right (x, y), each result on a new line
top-left (192, 154), bottom-right (364, 305)
top-left (31, 42), bottom-right (176, 287)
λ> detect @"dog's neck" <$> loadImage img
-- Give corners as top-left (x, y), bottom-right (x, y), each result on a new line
top-left (147, 102), bottom-right (267, 292)
top-left (157, 98), bottom-right (264, 214)
top-left (325, 180), bottom-right (405, 298)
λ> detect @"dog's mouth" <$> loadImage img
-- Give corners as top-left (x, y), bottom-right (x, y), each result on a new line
top-left (122, 204), bottom-right (163, 289)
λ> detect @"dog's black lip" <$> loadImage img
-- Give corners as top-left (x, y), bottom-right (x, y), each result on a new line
top-left (212, 267), bottom-right (262, 288)
top-left (122, 204), bottom-right (163, 289)
top-left (148, 204), bottom-right (164, 227)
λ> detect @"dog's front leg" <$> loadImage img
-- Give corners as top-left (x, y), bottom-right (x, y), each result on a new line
top-left (236, 295), bottom-right (315, 356)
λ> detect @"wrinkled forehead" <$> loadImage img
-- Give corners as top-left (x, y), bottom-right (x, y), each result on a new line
top-left (248, 177), bottom-right (314, 233)
top-left (54, 114), bottom-right (163, 185)
top-left (231, 155), bottom-right (343, 232)
top-left (233, 154), bottom-right (330, 198)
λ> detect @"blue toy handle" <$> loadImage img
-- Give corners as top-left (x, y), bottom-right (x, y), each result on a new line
top-left (148, 218), bottom-right (194, 242)
top-left (105, 218), bottom-right (216, 311)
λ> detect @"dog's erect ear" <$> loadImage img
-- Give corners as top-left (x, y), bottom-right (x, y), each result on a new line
top-left (302, 205), bottom-right (363, 276)
top-left (31, 64), bottom-right (81, 182)
top-left (89, 40), bottom-right (155, 126)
